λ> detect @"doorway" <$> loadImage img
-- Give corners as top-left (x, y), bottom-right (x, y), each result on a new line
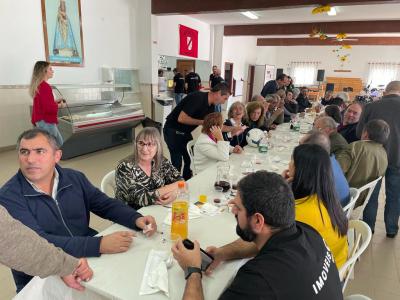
top-left (177, 59), bottom-right (196, 76)
top-left (247, 65), bottom-right (255, 102)
top-left (224, 62), bottom-right (234, 94)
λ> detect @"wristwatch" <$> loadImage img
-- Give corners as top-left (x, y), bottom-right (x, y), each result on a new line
top-left (185, 266), bottom-right (202, 280)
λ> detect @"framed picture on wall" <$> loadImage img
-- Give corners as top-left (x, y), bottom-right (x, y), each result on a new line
top-left (41, 0), bottom-right (84, 67)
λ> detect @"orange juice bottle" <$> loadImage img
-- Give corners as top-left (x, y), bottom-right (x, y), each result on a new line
top-left (171, 181), bottom-right (189, 240)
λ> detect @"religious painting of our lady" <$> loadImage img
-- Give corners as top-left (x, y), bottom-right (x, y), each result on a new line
top-left (41, 0), bottom-right (84, 66)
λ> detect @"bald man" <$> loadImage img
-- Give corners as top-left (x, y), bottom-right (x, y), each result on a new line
top-left (357, 81), bottom-right (400, 238)
top-left (314, 116), bottom-right (348, 158)
top-left (338, 102), bottom-right (363, 143)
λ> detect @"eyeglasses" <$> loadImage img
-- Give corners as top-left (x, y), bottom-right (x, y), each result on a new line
top-left (137, 141), bottom-right (157, 148)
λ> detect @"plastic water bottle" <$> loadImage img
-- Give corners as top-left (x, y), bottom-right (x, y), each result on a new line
top-left (258, 132), bottom-right (269, 154)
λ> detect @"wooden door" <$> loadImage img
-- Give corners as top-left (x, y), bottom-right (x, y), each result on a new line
top-left (176, 60), bottom-right (196, 76)
top-left (224, 62), bottom-right (234, 94)
top-left (247, 65), bottom-right (255, 102)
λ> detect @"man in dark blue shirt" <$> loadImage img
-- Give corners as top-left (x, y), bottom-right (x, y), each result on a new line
top-left (0, 129), bottom-right (158, 291)
top-left (261, 73), bottom-right (288, 97)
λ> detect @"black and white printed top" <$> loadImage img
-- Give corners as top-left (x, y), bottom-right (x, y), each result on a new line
top-left (115, 157), bottom-right (182, 210)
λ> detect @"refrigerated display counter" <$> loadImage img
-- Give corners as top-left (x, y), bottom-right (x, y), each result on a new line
top-left (52, 84), bottom-right (145, 159)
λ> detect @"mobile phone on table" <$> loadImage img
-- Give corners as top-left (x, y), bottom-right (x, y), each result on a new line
top-left (182, 239), bottom-right (214, 271)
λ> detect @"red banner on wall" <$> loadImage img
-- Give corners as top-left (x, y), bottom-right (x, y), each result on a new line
top-left (179, 24), bottom-right (198, 58)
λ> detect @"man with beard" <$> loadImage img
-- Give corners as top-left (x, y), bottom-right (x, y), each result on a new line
top-left (172, 171), bottom-right (343, 300)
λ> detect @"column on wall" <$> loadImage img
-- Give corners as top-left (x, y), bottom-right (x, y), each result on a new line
top-left (133, 0), bottom-right (158, 118)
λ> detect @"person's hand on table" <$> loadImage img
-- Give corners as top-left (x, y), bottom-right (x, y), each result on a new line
top-left (74, 258), bottom-right (93, 281)
top-left (204, 246), bottom-right (225, 276)
top-left (210, 126), bottom-right (224, 141)
top-left (136, 215), bottom-right (157, 237)
top-left (100, 231), bottom-right (135, 254)
top-left (61, 258), bottom-right (93, 291)
top-left (270, 124), bottom-right (277, 130)
top-left (232, 145), bottom-right (243, 154)
top-left (172, 239), bottom-right (202, 270)
top-left (156, 191), bottom-right (176, 206)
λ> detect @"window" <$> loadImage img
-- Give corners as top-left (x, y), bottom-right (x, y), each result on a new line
top-left (289, 62), bottom-right (319, 86)
top-left (367, 62), bottom-right (400, 88)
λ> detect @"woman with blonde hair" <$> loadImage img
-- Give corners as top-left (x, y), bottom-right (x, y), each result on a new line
top-left (115, 127), bottom-right (182, 209)
top-left (194, 112), bottom-right (242, 173)
top-left (243, 101), bottom-right (268, 131)
top-left (30, 61), bottom-right (65, 146)
top-left (223, 101), bottom-right (247, 147)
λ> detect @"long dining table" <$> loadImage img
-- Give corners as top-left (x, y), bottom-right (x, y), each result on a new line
top-left (14, 122), bottom-right (307, 300)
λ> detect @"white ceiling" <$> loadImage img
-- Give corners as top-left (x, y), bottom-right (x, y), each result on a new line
top-left (188, 4), bottom-right (400, 26)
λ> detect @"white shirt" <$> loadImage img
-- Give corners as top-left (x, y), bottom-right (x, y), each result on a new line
top-left (24, 168), bottom-right (60, 199)
top-left (193, 133), bottom-right (231, 174)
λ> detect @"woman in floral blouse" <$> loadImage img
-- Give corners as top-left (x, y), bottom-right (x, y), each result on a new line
top-left (115, 127), bottom-right (182, 209)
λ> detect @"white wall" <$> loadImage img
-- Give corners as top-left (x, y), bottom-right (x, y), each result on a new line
top-left (256, 47), bottom-right (278, 66)
top-left (222, 36), bottom-right (258, 83)
top-left (220, 36), bottom-right (258, 103)
top-left (0, 0), bottom-right (136, 85)
top-left (156, 15), bottom-right (211, 61)
top-left (272, 46), bottom-right (400, 84)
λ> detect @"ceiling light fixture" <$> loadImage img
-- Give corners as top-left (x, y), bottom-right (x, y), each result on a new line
top-left (327, 7), bottom-right (337, 16)
top-left (241, 11), bottom-right (259, 20)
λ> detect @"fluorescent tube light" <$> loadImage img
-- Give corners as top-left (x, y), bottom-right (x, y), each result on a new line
top-left (327, 7), bottom-right (337, 16)
top-left (241, 11), bottom-right (259, 20)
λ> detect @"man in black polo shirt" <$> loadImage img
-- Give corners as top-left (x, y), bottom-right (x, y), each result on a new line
top-left (185, 68), bottom-right (201, 94)
top-left (209, 67), bottom-right (225, 89)
top-left (172, 171), bottom-right (343, 300)
top-left (210, 68), bottom-right (225, 112)
top-left (164, 83), bottom-right (241, 180)
top-left (209, 65), bottom-right (217, 88)
top-left (173, 68), bottom-right (185, 105)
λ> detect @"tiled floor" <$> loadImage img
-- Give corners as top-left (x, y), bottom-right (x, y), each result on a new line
top-left (0, 138), bottom-right (399, 299)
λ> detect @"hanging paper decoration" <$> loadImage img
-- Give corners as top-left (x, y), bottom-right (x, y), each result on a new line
top-left (336, 33), bottom-right (348, 41)
top-left (312, 5), bottom-right (332, 15)
top-left (309, 28), bottom-right (328, 40)
top-left (319, 33), bottom-right (328, 40)
top-left (342, 44), bottom-right (352, 50)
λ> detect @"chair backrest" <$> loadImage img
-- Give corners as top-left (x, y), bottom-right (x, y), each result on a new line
top-left (339, 220), bottom-right (372, 292)
top-left (100, 170), bottom-right (116, 197)
top-left (343, 187), bottom-right (360, 219)
top-left (351, 176), bottom-right (382, 220)
top-left (186, 140), bottom-right (197, 175)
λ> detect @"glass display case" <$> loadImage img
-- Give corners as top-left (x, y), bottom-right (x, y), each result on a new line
top-left (58, 100), bottom-right (144, 132)
top-left (53, 84), bottom-right (145, 159)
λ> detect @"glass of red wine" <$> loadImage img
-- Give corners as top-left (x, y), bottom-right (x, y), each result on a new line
top-left (215, 163), bottom-right (231, 194)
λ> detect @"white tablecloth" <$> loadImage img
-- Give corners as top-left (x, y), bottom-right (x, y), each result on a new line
top-left (14, 123), bottom-right (303, 300)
